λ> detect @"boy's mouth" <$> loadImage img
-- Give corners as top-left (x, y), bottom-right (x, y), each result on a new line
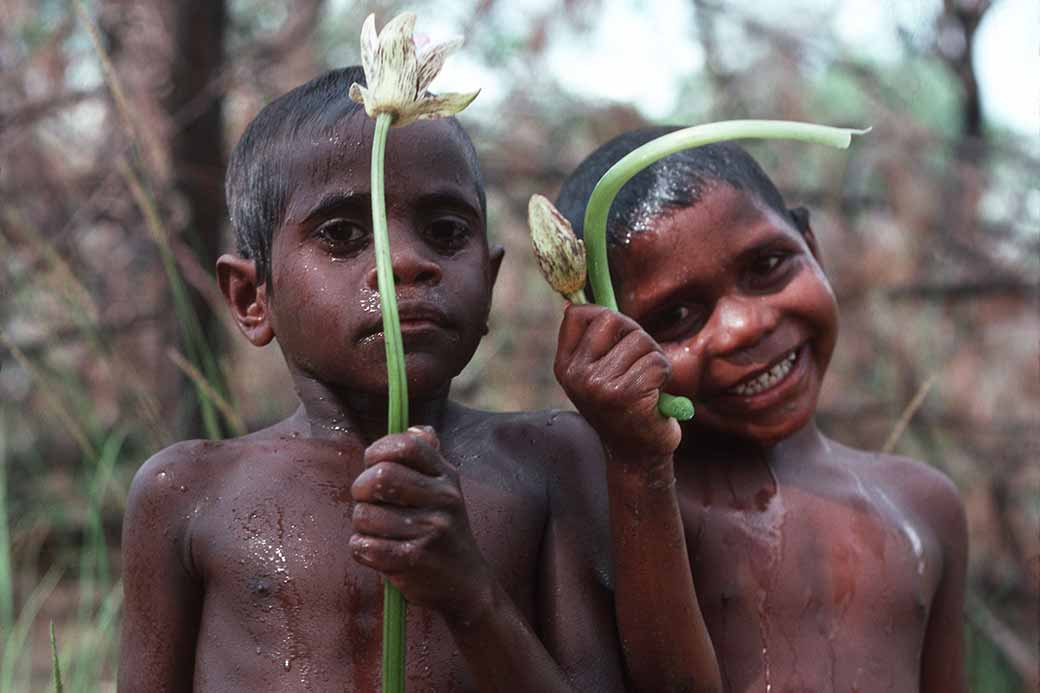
top-left (360, 301), bottom-right (453, 339)
top-left (726, 346), bottom-right (801, 397)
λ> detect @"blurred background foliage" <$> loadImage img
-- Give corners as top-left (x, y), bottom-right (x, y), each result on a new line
top-left (0, 0), bottom-right (1036, 689)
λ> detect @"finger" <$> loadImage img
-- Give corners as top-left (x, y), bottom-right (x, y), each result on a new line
top-left (406, 425), bottom-right (440, 452)
top-left (613, 350), bottom-right (673, 403)
top-left (352, 502), bottom-right (450, 540)
top-left (352, 461), bottom-right (461, 508)
top-left (556, 303), bottom-right (611, 365)
top-left (350, 534), bottom-right (419, 575)
top-left (570, 309), bottom-right (641, 366)
top-left (589, 327), bottom-right (665, 382)
top-left (364, 432), bottom-right (448, 477)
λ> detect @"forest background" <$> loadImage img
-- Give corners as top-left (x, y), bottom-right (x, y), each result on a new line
top-left (0, 0), bottom-right (1037, 690)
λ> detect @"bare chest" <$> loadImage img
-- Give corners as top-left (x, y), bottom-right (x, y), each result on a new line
top-left (186, 459), bottom-right (547, 691)
top-left (680, 485), bottom-right (941, 692)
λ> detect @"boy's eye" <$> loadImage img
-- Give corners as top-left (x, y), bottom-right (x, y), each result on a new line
top-left (425, 218), bottom-right (471, 252)
top-left (643, 304), bottom-right (706, 343)
top-left (316, 219), bottom-right (368, 253)
top-left (746, 252), bottom-right (793, 290)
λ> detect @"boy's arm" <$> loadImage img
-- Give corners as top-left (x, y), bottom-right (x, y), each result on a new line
top-left (603, 459), bottom-right (721, 693)
top-left (534, 412), bottom-right (631, 693)
top-left (351, 427), bottom-right (620, 692)
top-left (915, 468), bottom-right (969, 693)
top-left (555, 303), bottom-right (722, 693)
top-left (118, 445), bottom-right (204, 692)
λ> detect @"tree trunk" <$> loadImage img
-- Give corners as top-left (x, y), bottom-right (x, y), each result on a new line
top-left (162, 0), bottom-right (230, 438)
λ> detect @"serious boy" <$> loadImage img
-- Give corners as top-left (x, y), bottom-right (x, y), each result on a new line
top-left (553, 130), bottom-right (968, 693)
top-left (118, 67), bottom-right (628, 692)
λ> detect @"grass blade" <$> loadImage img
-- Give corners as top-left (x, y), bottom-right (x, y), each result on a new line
top-left (0, 413), bottom-right (12, 634)
top-left (0, 567), bottom-right (63, 692)
top-left (50, 621), bottom-right (64, 693)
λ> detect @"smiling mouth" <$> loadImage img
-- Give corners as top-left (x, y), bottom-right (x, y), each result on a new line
top-left (727, 347), bottom-right (801, 397)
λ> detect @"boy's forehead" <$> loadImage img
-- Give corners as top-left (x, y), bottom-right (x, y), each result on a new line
top-left (614, 186), bottom-right (799, 283)
top-left (644, 185), bottom-right (792, 245)
top-left (282, 116), bottom-right (482, 223)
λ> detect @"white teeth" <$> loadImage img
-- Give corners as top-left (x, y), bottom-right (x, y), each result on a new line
top-left (730, 350), bottom-right (798, 396)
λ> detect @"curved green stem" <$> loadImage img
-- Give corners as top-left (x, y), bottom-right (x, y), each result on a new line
top-left (584, 120), bottom-right (868, 421)
top-left (371, 110), bottom-right (408, 693)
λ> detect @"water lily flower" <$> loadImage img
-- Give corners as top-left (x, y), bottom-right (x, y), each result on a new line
top-left (349, 12), bottom-right (480, 127)
top-left (528, 194), bottom-right (588, 304)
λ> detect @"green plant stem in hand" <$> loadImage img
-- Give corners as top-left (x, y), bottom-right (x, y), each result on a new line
top-left (567, 291), bottom-right (588, 305)
top-left (370, 110), bottom-right (408, 693)
top-left (583, 119), bottom-right (868, 422)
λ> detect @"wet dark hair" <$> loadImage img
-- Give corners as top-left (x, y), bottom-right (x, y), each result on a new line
top-left (225, 66), bottom-right (486, 285)
top-left (555, 126), bottom-right (809, 248)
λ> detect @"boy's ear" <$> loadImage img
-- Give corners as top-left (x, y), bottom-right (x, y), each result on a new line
top-left (216, 254), bottom-right (274, 347)
top-left (487, 244), bottom-right (505, 290)
top-left (790, 206), bottom-right (824, 269)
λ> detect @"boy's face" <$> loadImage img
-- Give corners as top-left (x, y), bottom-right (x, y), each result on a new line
top-left (266, 115), bottom-right (499, 398)
top-left (612, 184), bottom-right (838, 445)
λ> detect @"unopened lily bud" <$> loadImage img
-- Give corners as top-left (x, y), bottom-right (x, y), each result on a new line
top-left (528, 194), bottom-right (588, 304)
top-left (349, 12), bottom-right (480, 127)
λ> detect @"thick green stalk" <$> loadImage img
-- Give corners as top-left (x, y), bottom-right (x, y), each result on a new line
top-left (371, 111), bottom-right (408, 693)
top-left (584, 120), bottom-right (867, 421)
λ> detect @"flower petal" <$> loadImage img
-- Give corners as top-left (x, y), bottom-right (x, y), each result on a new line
top-left (395, 90), bottom-right (480, 126)
top-left (359, 13), bottom-right (379, 86)
top-left (416, 37), bottom-right (464, 93)
top-left (349, 82), bottom-right (369, 107)
top-left (373, 12), bottom-right (420, 108)
top-left (380, 11), bottom-right (416, 43)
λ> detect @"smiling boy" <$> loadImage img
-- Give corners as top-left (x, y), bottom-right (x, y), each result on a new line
top-left (117, 67), bottom-right (628, 692)
top-left (554, 130), bottom-right (968, 693)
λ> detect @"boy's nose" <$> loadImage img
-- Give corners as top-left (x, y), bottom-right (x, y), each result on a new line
top-left (365, 240), bottom-right (443, 289)
top-left (703, 295), bottom-right (780, 360)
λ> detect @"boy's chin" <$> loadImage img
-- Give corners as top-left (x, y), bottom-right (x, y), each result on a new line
top-left (690, 403), bottom-right (815, 448)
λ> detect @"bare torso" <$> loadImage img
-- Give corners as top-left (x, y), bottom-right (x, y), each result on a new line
top-left (677, 437), bottom-right (947, 693)
top-left (124, 405), bottom-right (617, 692)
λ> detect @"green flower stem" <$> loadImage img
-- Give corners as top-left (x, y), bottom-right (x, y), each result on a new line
top-left (584, 119), bottom-right (867, 422)
top-left (371, 110), bottom-right (408, 693)
top-left (566, 290), bottom-right (589, 305)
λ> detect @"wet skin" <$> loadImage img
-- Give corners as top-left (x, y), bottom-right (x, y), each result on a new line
top-left (119, 116), bottom-right (627, 692)
top-left (555, 185), bottom-right (968, 692)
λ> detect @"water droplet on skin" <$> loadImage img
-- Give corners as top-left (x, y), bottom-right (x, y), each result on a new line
top-left (255, 646), bottom-right (262, 655)
top-left (178, 485), bottom-right (187, 493)
top-left (284, 658), bottom-right (292, 671)
top-left (156, 471), bottom-right (168, 482)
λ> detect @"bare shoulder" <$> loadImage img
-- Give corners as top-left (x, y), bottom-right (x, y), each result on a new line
top-left (838, 441), bottom-right (967, 551)
top-left (460, 405), bottom-right (607, 481)
top-left (125, 440), bottom-right (220, 526)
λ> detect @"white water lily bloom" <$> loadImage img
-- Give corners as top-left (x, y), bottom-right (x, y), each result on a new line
top-left (528, 194), bottom-right (588, 301)
top-left (349, 12), bottom-right (479, 127)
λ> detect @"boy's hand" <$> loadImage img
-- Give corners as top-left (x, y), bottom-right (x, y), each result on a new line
top-left (555, 303), bottom-right (682, 462)
top-left (350, 426), bottom-right (492, 620)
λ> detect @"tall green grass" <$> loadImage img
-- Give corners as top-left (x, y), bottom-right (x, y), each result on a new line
top-left (0, 415), bottom-right (128, 691)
